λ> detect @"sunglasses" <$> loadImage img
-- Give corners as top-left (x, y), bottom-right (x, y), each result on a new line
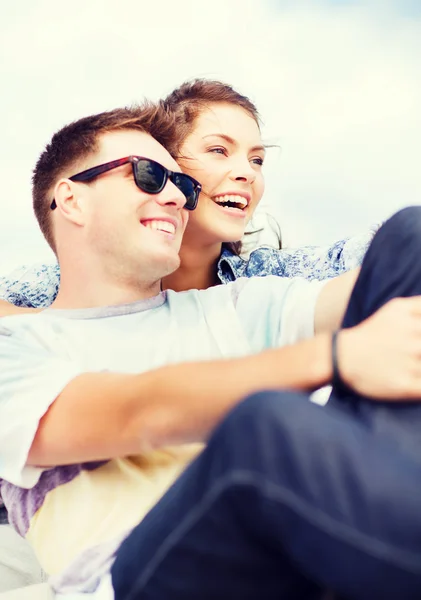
top-left (50, 155), bottom-right (201, 211)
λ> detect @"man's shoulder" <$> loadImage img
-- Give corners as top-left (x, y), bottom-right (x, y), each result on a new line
top-left (167, 276), bottom-right (299, 302)
top-left (0, 311), bottom-right (65, 357)
top-left (0, 312), bottom-right (42, 334)
top-left (166, 282), bottom-right (238, 303)
top-left (0, 315), bottom-right (54, 366)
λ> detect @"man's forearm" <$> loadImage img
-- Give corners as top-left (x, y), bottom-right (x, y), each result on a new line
top-left (28, 333), bottom-right (332, 467)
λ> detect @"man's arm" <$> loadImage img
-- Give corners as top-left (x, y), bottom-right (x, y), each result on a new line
top-left (314, 268), bottom-right (360, 334)
top-left (28, 334), bottom-right (332, 467)
top-left (27, 295), bottom-right (421, 467)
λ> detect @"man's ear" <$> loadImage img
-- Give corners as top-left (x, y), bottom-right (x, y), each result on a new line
top-left (53, 179), bottom-right (86, 226)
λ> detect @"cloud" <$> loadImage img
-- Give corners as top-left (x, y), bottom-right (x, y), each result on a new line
top-left (0, 0), bottom-right (420, 270)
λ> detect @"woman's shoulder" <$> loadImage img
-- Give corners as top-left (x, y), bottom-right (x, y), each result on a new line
top-left (0, 263), bottom-right (60, 307)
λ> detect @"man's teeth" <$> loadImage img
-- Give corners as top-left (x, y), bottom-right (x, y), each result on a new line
top-left (144, 220), bottom-right (176, 234)
top-left (213, 195), bottom-right (248, 209)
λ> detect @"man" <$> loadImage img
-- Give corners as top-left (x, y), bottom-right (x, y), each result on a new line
top-left (0, 103), bottom-right (421, 600)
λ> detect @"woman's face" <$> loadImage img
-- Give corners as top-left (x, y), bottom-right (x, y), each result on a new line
top-left (177, 103), bottom-right (265, 246)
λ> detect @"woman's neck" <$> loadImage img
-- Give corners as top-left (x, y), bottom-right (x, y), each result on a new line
top-left (163, 242), bottom-right (222, 292)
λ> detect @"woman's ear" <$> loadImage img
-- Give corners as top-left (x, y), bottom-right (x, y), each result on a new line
top-left (53, 179), bottom-right (85, 226)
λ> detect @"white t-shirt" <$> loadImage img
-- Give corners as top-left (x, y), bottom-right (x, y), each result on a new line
top-left (0, 276), bottom-right (325, 597)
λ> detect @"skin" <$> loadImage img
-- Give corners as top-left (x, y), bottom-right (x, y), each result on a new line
top-left (163, 102), bottom-right (266, 292)
top-left (50, 129), bottom-right (189, 309)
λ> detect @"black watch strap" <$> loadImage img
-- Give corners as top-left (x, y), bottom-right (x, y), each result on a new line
top-left (331, 330), bottom-right (351, 394)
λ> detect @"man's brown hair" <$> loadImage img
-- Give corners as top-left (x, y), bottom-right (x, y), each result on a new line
top-left (161, 78), bottom-right (261, 157)
top-left (33, 102), bottom-right (177, 252)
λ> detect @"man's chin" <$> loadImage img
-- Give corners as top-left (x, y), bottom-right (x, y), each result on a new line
top-left (155, 252), bottom-right (181, 279)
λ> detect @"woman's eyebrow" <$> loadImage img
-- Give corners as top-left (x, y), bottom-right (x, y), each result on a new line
top-left (202, 133), bottom-right (266, 154)
top-left (202, 133), bottom-right (234, 144)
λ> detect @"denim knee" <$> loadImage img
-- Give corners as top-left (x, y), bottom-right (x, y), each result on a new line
top-left (224, 389), bottom-right (294, 428)
top-left (209, 390), bottom-right (307, 455)
top-left (342, 204), bottom-right (421, 329)
top-left (383, 206), bottom-right (421, 240)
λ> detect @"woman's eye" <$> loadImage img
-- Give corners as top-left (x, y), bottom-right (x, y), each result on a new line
top-left (251, 157), bottom-right (264, 166)
top-left (208, 147), bottom-right (227, 155)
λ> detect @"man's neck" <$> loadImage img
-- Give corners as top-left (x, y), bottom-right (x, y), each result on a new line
top-left (51, 260), bottom-right (162, 310)
top-left (162, 242), bottom-right (222, 292)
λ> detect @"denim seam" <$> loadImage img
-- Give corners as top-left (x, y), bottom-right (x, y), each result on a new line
top-left (124, 469), bottom-right (421, 599)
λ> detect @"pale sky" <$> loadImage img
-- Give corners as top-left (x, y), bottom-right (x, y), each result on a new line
top-left (1, 0), bottom-right (420, 272)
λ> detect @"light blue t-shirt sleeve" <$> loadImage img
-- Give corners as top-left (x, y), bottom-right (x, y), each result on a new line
top-left (0, 321), bottom-right (81, 488)
top-left (0, 264), bottom-right (60, 308)
top-left (233, 276), bottom-right (327, 352)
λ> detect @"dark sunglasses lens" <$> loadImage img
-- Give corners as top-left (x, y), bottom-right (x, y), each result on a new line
top-left (172, 174), bottom-right (198, 210)
top-left (134, 159), bottom-right (166, 193)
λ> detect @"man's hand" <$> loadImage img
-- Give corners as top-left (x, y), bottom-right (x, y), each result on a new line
top-left (339, 297), bottom-right (421, 400)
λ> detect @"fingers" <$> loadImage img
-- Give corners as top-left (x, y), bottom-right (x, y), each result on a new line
top-left (387, 296), bottom-right (421, 315)
top-left (343, 296), bottom-right (421, 401)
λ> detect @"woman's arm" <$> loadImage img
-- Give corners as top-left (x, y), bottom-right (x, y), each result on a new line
top-left (276, 230), bottom-right (376, 279)
top-left (0, 263), bottom-right (59, 315)
top-left (0, 300), bottom-right (40, 316)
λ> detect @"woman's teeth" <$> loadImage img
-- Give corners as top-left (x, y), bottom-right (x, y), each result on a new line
top-left (143, 220), bottom-right (176, 234)
top-left (213, 195), bottom-right (248, 209)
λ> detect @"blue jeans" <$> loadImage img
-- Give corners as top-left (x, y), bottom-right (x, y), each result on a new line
top-left (112, 207), bottom-right (421, 600)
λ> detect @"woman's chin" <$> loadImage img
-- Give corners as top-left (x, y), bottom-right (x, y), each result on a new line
top-left (183, 221), bottom-right (246, 248)
top-left (214, 224), bottom-right (246, 245)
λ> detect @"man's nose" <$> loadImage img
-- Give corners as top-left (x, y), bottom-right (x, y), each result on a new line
top-left (155, 179), bottom-right (187, 209)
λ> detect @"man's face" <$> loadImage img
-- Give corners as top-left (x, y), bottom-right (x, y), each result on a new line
top-left (73, 130), bottom-right (189, 284)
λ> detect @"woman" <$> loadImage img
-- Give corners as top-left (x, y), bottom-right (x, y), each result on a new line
top-left (162, 79), bottom-right (374, 292)
top-left (0, 78), bottom-right (374, 311)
